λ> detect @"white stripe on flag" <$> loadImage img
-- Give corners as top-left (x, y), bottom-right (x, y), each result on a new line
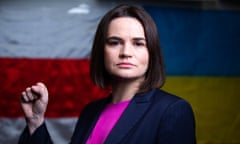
top-left (0, 0), bottom-right (115, 58)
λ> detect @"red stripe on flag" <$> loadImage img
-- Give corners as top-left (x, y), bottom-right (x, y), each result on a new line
top-left (0, 58), bottom-right (110, 118)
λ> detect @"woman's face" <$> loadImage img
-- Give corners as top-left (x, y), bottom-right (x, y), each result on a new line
top-left (104, 17), bottom-right (149, 80)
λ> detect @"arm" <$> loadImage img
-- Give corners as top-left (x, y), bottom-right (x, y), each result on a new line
top-left (158, 99), bottom-right (196, 144)
top-left (18, 82), bottom-right (53, 144)
top-left (18, 123), bottom-right (53, 144)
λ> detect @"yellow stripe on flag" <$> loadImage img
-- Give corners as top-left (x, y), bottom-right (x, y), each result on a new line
top-left (162, 76), bottom-right (240, 144)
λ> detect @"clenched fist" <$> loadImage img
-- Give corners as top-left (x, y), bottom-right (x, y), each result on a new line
top-left (20, 82), bottom-right (49, 135)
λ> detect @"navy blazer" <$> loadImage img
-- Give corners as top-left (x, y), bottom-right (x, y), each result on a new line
top-left (19, 89), bottom-right (196, 144)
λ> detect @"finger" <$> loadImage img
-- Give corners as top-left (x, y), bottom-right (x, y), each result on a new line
top-left (31, 82), bottom-right (48, 103)
top-left (31, 87), bottom-right (41, 100)
top-left (31, 83), bottom-right (45, 98)
top-left (36, 82), bottom-right (48, 95)
top-left (21, 91), bottom-right (30, 103)
top-left (20, 91), bottom-right (34, 118)
top-left (36, 82), bottom-right (46, 89)
top-left (26, 87), bottom-right (36, 101)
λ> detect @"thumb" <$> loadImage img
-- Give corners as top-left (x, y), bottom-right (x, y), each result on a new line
top-left (31, 82), bottom-right (49, 103)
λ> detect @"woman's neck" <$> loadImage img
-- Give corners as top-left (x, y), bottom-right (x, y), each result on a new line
top-left (111, 77), bottom-right (144, 103)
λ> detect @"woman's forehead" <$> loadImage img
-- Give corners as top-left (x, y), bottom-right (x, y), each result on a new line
top-left (107, 17), bottom-right (145, 38)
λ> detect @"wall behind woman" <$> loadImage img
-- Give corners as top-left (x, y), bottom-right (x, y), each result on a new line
top-left (0, 0), bottom-right (239, 143)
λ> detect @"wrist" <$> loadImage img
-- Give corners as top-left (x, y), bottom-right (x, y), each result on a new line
top-left (26, 116), bottom-right (45, 135)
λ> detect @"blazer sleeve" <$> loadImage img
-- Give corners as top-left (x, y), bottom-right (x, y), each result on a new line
top-left (18, 122), bottom-right (53, 144)
top-left (158, 99), bottom-right (196, 144)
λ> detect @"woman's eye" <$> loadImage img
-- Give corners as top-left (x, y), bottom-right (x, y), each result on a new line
top-left (106, 40), bottom-right (121, 46)
top-left (134, 42), bottom-right (145, 47)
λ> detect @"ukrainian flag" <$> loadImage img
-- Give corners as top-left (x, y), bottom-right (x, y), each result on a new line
top-left (145, 6), bottom-right (240, 144)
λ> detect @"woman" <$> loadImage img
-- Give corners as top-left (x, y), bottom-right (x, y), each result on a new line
top-left (19, 4), bottom-right (196, 144)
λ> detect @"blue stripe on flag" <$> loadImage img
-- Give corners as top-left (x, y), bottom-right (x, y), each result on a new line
top-left (144, 6), bottom-right (240, 76)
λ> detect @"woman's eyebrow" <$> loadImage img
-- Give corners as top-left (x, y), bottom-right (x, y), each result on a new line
top-left (106, 36), bottom-right (122, 41)
top-left (133, 37), bottom-right (146, 41)
top-left (107, 36), bottom-right (145, 41)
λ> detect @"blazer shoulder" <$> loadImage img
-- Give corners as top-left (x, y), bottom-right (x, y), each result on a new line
top-left (153, 89), bottom-right (185, 103)
top-left (151, 89), bottom-right (193, 112)
top-left (152, 90), bottom-right (196, 143)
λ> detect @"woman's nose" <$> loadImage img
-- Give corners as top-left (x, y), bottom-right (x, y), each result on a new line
top-left (119, 43), bottom-right (133, 58)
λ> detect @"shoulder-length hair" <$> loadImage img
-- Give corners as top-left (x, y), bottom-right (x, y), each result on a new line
top-left (90, 4), bottom-right (165, 92)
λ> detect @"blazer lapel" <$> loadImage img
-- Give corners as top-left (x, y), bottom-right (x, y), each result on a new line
top-left (80, 97), bottom-right (111, 144)
top-left (104, 89), bottom-right (156, 144)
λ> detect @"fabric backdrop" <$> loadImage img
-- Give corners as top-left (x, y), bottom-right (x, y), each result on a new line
top-left (0, 0), bottom-right (240, 144)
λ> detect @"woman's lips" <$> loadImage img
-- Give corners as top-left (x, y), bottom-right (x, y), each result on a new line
top-left (117, 62), bottom-right (136, 68)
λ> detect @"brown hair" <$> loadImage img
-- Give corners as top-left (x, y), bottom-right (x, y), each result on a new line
top-left (90, 4), bottom-right (165, 91)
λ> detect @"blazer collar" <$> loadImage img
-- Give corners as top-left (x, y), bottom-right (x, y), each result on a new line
top-left (104, 89), bottom-right (156, 144)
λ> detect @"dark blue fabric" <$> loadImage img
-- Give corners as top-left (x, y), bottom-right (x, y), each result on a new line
top-left (144, 6), bottom-right (240, 76)
top-left (18, 123), bottom-right (53, 144)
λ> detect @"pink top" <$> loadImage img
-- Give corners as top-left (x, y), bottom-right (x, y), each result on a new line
top-left (86, 100), bottom-right (130, 144)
